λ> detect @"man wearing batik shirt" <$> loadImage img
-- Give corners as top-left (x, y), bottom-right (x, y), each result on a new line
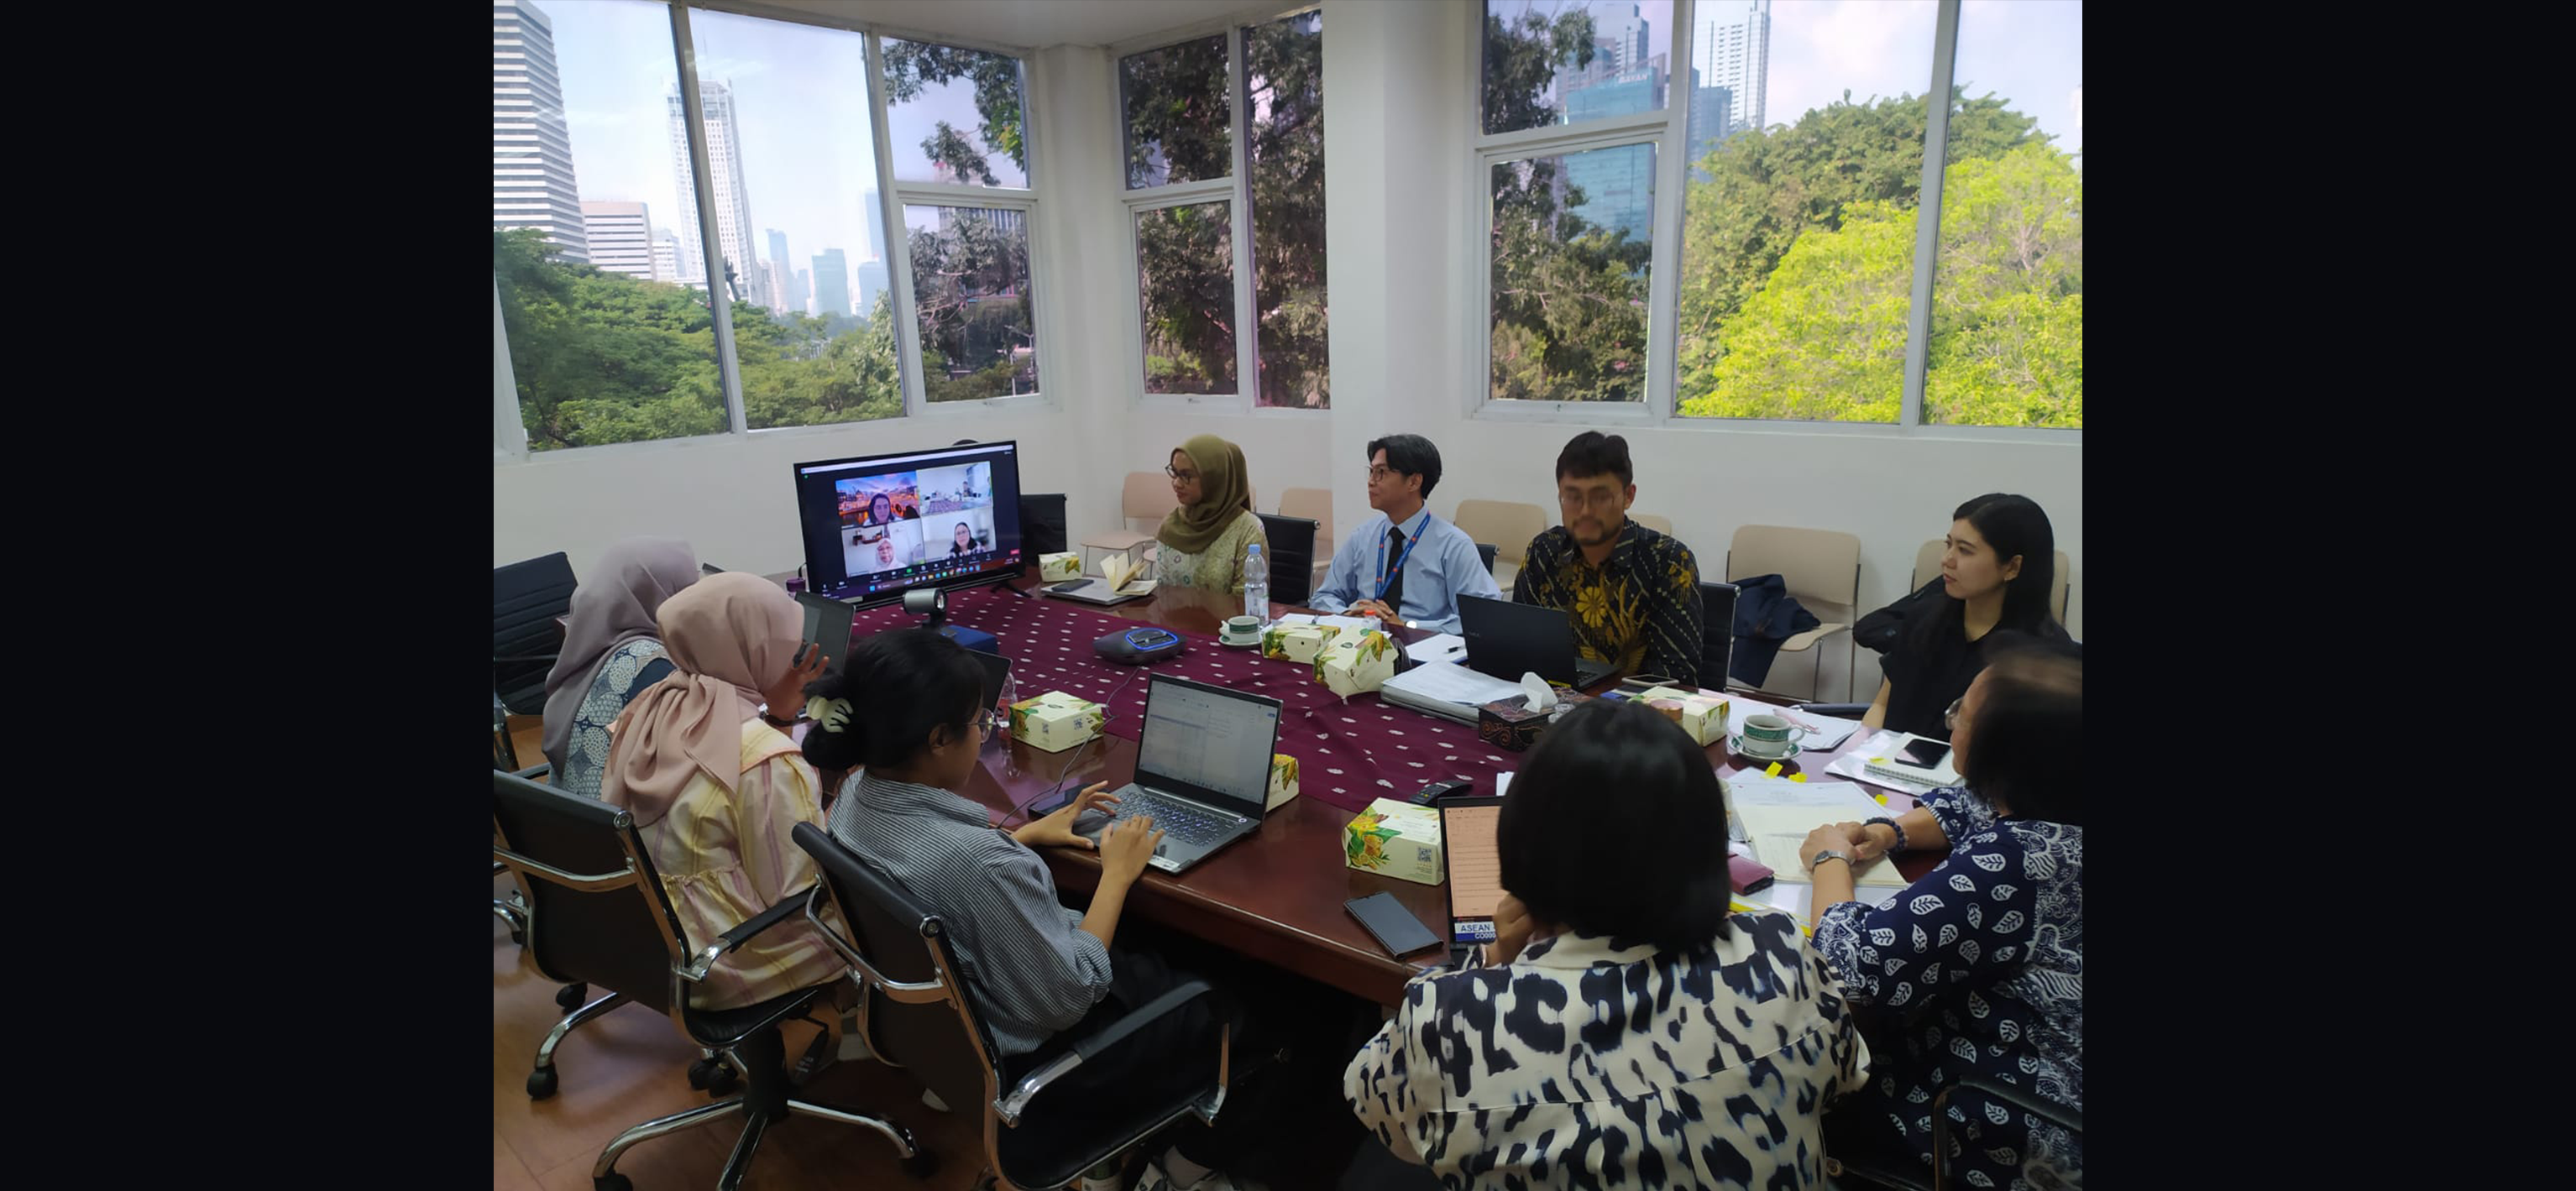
top-left (1511, 431), bottom-right (1704, 688)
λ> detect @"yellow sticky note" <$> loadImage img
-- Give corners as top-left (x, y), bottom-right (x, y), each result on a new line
top-left (1765, 761), bottom-right (1784, 777)
top-left (1873, 794), bottom-right (1889, 806)
top-left (1788, 773), bottom-right (1807, 783)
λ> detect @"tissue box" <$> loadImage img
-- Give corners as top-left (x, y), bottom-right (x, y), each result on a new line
top-left (1007, 690), bottom-right (1103, 754)
top-left (1038, 552), bottom-right (1081, 581)
top-left (1313, 629), bottom-right (1397, 697)
top-left (1260, 623), bottom-right (1340, 663)
top-left (1477, 698), bottom-right (1551, 752)
top-left (1266, 754), bottom-right (1301, 811)
top-left (1636, 687), bottom-right (1730, 747)
top-left (1344, 798), bottom-right (1443, 885)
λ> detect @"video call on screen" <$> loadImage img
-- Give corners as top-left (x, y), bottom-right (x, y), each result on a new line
top-left (796, 443), bottom-right (1024, 601)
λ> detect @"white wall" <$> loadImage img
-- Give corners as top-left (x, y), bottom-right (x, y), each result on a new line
top-left (495, 0), bottom-right (2082, 702)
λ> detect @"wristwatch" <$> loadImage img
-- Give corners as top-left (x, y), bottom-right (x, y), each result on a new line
top-left (1808, 849), bottom-right (1851, 873)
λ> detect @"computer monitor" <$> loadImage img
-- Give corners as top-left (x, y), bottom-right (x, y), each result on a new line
top-left (791, 441), bottom-right (1027, 605)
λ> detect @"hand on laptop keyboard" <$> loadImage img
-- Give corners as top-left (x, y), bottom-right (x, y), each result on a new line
top-left (1097, 815), bottom-right (1164, 882)
top-left (1107, 797), bottom-right (1228, 846)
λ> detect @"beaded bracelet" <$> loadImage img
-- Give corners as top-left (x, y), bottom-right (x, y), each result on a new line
top-left (1862, 815), bottom-right (1908, 855)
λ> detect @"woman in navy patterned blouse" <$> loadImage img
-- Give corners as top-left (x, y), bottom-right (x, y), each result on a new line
top-left (1801, 637), bottom-right (2083, 1190)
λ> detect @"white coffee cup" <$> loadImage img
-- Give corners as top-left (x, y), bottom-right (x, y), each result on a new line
top-left (1219, 615), bottom-right (1262, 646)
top-left (1740, 713), bottom-right (1808, 757)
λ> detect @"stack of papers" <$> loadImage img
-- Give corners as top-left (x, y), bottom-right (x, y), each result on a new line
top-left (1404, 633), bottom-right (1467, 664)
top-left (1380, 661), bottom-right (1526, 707)
top-left (1725, 772), bottom-right (1908, 887)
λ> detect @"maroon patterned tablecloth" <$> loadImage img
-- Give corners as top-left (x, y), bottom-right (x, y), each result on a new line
top-left (846, 588), bottom-right (1518, 814)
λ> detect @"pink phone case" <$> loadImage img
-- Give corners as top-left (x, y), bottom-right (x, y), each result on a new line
top-left (1728, 854), bottom-right (1775, 894)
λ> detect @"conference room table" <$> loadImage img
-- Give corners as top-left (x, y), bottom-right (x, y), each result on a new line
top-left (830, 574), bottom-right (1939, 1007)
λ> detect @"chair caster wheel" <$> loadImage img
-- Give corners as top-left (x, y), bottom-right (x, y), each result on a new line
top-left (703, 1063), bottom-right (739, 1097)
top-left (526, 1067), bottom-right (558, 1100)
top-left (556, 983), bottom-right (589, 1011)
top-left (509, 925), bottom-right (527, 947)
top-left (594, 1174), bottom-right (632, 1191)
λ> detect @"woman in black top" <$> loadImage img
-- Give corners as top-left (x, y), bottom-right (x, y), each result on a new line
top-left (1863, 494), bottom-right (2066, 739)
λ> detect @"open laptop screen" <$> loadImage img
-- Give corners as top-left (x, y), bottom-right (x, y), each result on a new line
top-left (1133, 676), bottom-right (1282, 818)
top-left (1440, 797), bottom-right (1505, 944)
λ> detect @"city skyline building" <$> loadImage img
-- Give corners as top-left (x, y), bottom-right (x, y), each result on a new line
top-left (1694, 0), bottom-right (1770, 140)
top-left (814, 248), bottom-right (851, 318)
top-left (493, 0), bottom-right (588, 261)
top-left (651, 230), bottom-right (679, 282)
top-left (861, 188), bottom-right (883, 262)
top-left (856, 259), bottom-right (890, 316)
top-left (766, 228), bottom-right (793, 314)
top-left (668, 80), bottom-right (759, 299)
top-left (580, 201), bottom-right (656, 279)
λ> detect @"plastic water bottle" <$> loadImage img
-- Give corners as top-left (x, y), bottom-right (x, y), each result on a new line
top-left (995, 671), bottom-right (1018, 740)
top-left (1243, 543), bottom-right (1269, 624)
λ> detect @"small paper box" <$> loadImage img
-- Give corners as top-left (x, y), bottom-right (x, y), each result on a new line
top-left (1313, 629), bottom-right (1397, 697)
top-left (1265, 754), bottom-right (1301, 811)
top-left (1344, 797), bottom-right (1444, 885)
top-left (1038, 552), bottom-right (1081, 582)
top-left (1477, 698), bottom-right (1550, 752)
top-left (1635, 687), bottom-right (1730, 747)
top-left (1007, 690), bottom-right (1103, 754)
top-left (1260, 623), bottom-right (1340, 663)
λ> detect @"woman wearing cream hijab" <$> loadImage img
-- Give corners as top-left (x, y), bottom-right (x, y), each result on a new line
top-left (599, 572), bottom-right (838, 1010)
top-left (1153, 434), bottom-right (1269, 596)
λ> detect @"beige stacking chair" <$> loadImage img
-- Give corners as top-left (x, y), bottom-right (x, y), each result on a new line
top-left (1452, 499), bottom-right (1549, 589)
top-left (1629, 512), bottom-right (1673, 538)
top-left (1077, 471), bottom-right (1180, 575)
top-left (1725, 525), bottom-right (1861, 702)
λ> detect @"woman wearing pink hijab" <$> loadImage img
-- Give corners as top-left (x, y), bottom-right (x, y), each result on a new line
top-left (600, 572), bottom-right (838, 1010)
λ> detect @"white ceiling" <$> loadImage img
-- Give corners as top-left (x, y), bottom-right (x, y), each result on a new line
top-left (732, 0), bottom-right (1273, 48)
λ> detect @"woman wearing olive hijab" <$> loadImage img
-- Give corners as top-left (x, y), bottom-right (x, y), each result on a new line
top-left (1153, 434), bottom-right (1268, 596)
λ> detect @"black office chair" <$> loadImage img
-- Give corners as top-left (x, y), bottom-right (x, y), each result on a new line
top-left (492, 760), bottom-right (548, 948)
top-left (1475, 542), bottom-right (1497, 577)
top-left (1256, 513), bottom-right (1318, 606)
top-left (494, 552), bottom-right (579, 769)
top-left (1699, 581), bottom-right (1739, 692)
top-left (1829, 1073), bottom-right (2084, 1190)
top-left (792, 823), bottom-right (1232, 1191)
top-left (493, 771), bottom-right (923, 1190)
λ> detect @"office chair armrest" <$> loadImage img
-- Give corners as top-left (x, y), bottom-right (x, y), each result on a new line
top-left (679, 883), bottom-right (821, 983)
top-left (494, 653), bottom-right (562, 665)
top-left (1795, 703), bottom-right (1872, 718)
top-left (997, 979), bottom-right (1222, 1122)
top-left (1936, 1073), bottom-right (2083, 1136)
top-left (510, 763), bottom-right (552, 781)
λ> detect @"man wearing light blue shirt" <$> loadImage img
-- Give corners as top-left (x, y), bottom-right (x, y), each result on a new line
top-left (1308, 434), bottom-right (1501, 634)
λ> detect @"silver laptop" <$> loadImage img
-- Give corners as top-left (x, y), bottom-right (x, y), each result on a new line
top-left (1075, 674), bottom-right (1283, 874)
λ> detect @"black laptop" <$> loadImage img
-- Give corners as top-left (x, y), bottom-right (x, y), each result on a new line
top-left (1075, 674), bottom-right (1284, 875)
top-left (1457, 594), bottom-right (1615, 687)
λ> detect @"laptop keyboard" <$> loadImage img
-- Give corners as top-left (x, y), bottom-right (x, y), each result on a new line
top-left (1104, 791), bottom-right (1238, 847)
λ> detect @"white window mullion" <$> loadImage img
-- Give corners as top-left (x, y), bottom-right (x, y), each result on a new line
top-left (1229, 24), bottom-right (1258, 412)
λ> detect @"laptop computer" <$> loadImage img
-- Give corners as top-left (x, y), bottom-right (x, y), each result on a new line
top-left (1436, 792), bottom-right (1508, 967)
top-left (1076, 674), bottom-right (1284, 875)
top-left (966, 649), bottom-right (1011, 713)
top-left (1457, 594), bottom-right (1616, 687)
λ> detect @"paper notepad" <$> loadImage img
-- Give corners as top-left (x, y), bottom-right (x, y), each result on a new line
top-left (1826, 730), bottom-right (1961, 791)
top-left (1099, 552), bottom-right (1155, 596)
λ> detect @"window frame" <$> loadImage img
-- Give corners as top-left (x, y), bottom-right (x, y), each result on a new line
top-left (1113, 3), bottom-right (1327, 417)
top-left (1463, 0), bottom-right (2081, 442)
top-left (491, 1), bottom-right (1054, 462)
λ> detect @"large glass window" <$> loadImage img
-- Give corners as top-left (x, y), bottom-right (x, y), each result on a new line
top-left (493, 0), bottom-right (725, 451)
top-left (1478, 2), bottom-right (1668, 406)
top-left (903, 205), bottom-right (1038, 400)
top-left (1119, 8), bottom-right (1327, 410)
top-left (1135, 202), bottom-right (1237, 394)
top-left (1924, 0), bottom-right (2082, 428)
top-left (687, 8), bottom-right (900, 429)
top-left (880, 39), bottom-right (1029, 188)
top-left (1483, 0), bottom-right (1673, 134)
top-left (1243, 11), bottom-right (1328, 409)
top-left (1673, 0), bottom-right (1935, 421)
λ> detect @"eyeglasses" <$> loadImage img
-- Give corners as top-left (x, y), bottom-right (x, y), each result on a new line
top-left (1558, 488), bottom-right (1622, 509)
top-left (1367, 465), bottom-right (1401, 482)
top-left (970, 709), bottom-right (1001, 739)
top-left (1943, 697), bottom-right (1962, 732)
top-left (1164, 465), bottom-right (1199, 483)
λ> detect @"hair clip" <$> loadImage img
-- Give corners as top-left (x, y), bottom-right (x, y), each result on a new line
top-left (805, 696), bottom-right (855, 733)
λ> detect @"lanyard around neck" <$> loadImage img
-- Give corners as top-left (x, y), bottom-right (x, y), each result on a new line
top-left (1375, 511), bottom-right (1432, 602)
